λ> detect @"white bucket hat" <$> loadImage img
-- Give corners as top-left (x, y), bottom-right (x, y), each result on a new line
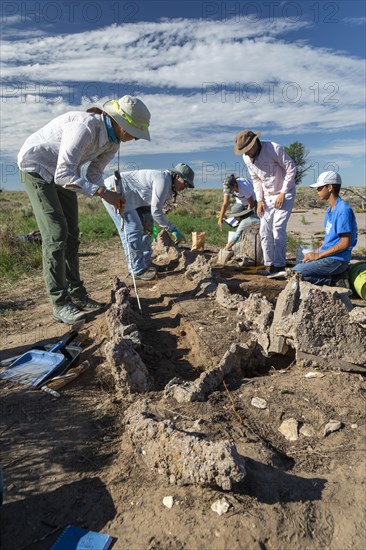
top-left (310, 171), bottom-right (342, 188)
top-left (102, 96), bottom-right (151, 141)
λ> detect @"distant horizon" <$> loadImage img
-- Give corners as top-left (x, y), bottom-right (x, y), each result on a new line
top-left (2, 183), bottom-right (365, 192)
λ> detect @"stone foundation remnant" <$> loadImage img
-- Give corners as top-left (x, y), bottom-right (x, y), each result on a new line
top-left (216, 249), bottom-right (234, 265)
top-left (104, 278), bottom-right (153, 393)
top-left (164, 341), bottom-right (256, 403)
top-left (124, 399), bottom-right (246, 490)
top-left (237, 293), bottom-right (274, 355)
top-left (153, 230), bottom-right (179, 264)
top-left (269, 274), bottom-right (366, 371)
top-left (215, 283), bottom-right (244, 310)
top-left (231, 225), bottom-right (264, 266)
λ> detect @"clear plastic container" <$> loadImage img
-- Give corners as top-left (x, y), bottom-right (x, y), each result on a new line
top-left (296, 245), bottom-right (316, 263)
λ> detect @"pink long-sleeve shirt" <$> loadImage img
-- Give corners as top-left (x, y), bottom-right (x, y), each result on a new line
top-left (243, 141), bottom-right (297, 201)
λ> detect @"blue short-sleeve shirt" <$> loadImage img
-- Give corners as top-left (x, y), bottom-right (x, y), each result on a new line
top-left (320, 197), bottom-right (358, 261)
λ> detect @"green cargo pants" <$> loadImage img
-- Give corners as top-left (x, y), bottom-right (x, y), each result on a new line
top-left (21, 171), bottom-right (87, 306)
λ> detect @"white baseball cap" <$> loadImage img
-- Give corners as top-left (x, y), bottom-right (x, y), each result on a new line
top-left (310, 171), bottom-right (342, 188)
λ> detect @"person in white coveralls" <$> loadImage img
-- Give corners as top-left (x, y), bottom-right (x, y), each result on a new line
top-left (234, 129), bottom-right (297, 274)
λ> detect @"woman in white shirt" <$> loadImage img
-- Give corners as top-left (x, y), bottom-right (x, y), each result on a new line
top-left (18, 95), bottom-right (151, 325)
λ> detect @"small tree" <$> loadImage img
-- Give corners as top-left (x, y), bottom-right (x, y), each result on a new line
top-left (284, 141), bottom-right (312, 184)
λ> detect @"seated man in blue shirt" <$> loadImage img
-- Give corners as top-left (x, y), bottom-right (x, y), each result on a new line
top-left (292, 171), bottom-right (358, 286)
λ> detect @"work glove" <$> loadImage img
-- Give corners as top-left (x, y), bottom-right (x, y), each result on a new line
top-left (171, 228), bottom-right (186, 245)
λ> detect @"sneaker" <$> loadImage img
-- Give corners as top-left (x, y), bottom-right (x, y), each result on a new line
top-left (266, 265), bottom-right (287, 278)
top-left (267, 270), bottom-right (287, 279)
top-left (72, 296), bottom-right (106, 312)
top-left (53, 302), bottom-right (86, 325)
top-left (134, 267), bottom-right (157, 281)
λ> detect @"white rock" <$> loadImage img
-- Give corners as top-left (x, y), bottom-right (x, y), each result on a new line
top-left (163, 496), bottom-right (174, 509)
top-left (324, 420), bottom-right (342, 436)
top-left (299, 424), bottom-right (315, 437)
top-left (211, 498), bottom-right (230, 516)
top-left (278, 418), bottom-right (299, 441)
top-left (305, 371), bottom-right (325, 378)
top-left (251, 397), bottom-right (268, 409)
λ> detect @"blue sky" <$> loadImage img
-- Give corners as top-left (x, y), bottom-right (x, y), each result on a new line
top-left (1, 0), bottom-right (365, 190)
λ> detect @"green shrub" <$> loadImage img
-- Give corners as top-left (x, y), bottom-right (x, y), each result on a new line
top-left (0, 222), bottom-right (42, 282)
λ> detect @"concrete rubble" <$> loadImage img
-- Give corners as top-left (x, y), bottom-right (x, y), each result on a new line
top-left (349, 307), bottom-right (366, 329)
top-left (185, 254), bottom-right (213, 284)
top-left (216, 249), bottom-right (234, 265)
top-left (269, 274), bottom-right (366, 370)
top-left (184, 253), bottom-right (217, 295)
top-left (211, 498), bottom-right (231, 515)
top-left (124, 399), bottom-right (246, 490)
top-left (237, 293), bottom-right (274, 354)
top-left (231, 225), bottom-right (264, 266)
top-left (105, 277), bottom-right (141, 345)
top-left (278, 418), bottom-right (299, 441)
top-left (104, 277), bottom-right (154, 394)
top-left (153, 230), bottom-right (179, 264)
top-left (324, 420), bottom-right (343, 437)
top-left (216, 283), bottom-right (244, 310)
top-left (164, 341), bottom-right (256, 403)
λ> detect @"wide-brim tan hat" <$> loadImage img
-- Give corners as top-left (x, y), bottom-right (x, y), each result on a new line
top-left (103, 95), bottom-right (151, 141)
top-left (234, 130), bottom-right (261, 156)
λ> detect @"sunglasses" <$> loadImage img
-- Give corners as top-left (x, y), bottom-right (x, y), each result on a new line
top-left (176, 175), bottom-right (189, 186)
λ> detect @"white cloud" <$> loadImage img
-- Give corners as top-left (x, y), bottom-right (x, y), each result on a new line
top-left (344, 17), bottom-right (366, 26)
top-left (314, 139), bottom-right (366, 157)
top-left (0, 16), bottom-right (365, 186)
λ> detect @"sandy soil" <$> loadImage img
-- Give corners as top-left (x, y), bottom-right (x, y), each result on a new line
top-left (1, 217), bottom-right (366, 550)
top-left (287, 210), bottom-right (366, 252)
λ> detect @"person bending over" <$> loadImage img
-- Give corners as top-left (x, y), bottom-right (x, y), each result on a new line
top-left (218, 174), bottom-right (256, 228)
top-left (18, 95), bottom-right (151, 324)
top-left (103, 163), bottom-right (194, 280)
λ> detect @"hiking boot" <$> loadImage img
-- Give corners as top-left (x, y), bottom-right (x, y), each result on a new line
top-left (53, 302), bottom-right (86, 325)
top-left (134, 266), bottom-right (157, 281)
top-left (72, 296), bottom-right (106, 312)
top-left (256, 265), bottom-right (273, 275)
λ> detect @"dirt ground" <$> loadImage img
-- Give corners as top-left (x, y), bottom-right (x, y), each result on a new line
top-left (1, 232), bottom-right (366, 550)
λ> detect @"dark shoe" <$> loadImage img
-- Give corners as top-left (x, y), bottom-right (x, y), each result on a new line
top-left (72, 296), bottom-right (106, 312)
top-left (53, 302), bottom-right (86, 325)
top-left (332, 276), bottom-right (350, 289)
top-left (256, 266), bottom-right (273, 275)
top-left (135, 267), bottom-right (157, 281)
top-left (128, 267), bottom-right (157, 281)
